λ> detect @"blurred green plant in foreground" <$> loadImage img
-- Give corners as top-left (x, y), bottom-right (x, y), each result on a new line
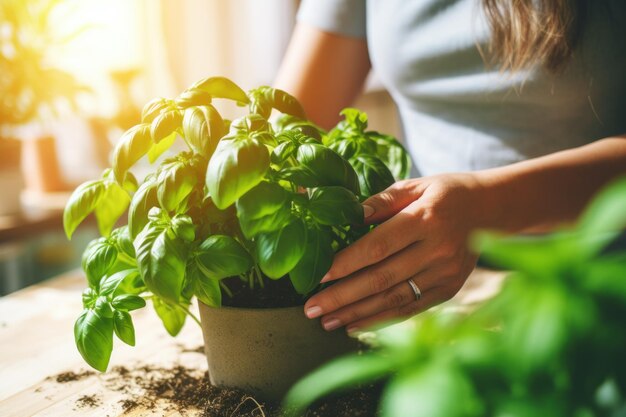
top-left (285, 177), bottom-right (626, 417)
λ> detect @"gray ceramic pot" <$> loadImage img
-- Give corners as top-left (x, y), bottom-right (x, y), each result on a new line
top-left (198, 302), bottom-right (358, 402)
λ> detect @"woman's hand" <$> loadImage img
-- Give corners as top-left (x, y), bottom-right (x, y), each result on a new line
top-left (304, 173), bottom-right (487, 332)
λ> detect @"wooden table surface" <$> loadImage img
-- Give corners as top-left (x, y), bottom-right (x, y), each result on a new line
top-left (0, 268), bottom-right (506, 417)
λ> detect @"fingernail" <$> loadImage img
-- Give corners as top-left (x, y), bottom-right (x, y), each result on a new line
top-left (320, 272), bottom-right (332, 283)
top-left (322, 318), bottom-right (342, 331)
top-left (346, 325), bottom-right (359, 335)
top-left (363, 205), bottom-right (375, 218)
top-left (305, 306), bottom-right (323, 319)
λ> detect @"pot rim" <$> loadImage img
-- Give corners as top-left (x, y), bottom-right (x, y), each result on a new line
top-left (199, 301), bottom-right (306, 314)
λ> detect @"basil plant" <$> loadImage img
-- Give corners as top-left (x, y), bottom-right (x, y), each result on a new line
top-left (63, 76), bottom-right (410, 372)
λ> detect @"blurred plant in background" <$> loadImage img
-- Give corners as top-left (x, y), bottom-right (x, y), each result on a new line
top-left (285, 177), bottom-right (626, 417)
top-left (0, 0), bottom-right (86, 129)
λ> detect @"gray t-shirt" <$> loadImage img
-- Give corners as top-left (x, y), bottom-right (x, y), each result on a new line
top-left (298, 0), bottom-right (626, 176)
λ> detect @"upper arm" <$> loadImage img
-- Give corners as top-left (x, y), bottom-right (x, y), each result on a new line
top-left (274, 23), bottom-right (371, 129)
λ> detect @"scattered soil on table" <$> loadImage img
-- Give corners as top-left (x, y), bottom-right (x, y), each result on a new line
top-left (53, 365), bottom-right (380, 416)
top-left (74, 394), bottom-right (101, 409)
top-left (51, 370), bottom-right (95, 383)
top-left (222, 275), bottom-right (307, 308)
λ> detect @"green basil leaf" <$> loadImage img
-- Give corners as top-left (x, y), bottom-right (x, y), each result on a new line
top-left (328, 139), bottom-right (359, 160)
top-left (150, 109), bottom-right (182, 143)
top-left (182, 105), bottom-right (226, 157)
top-left (249, 86), bottom-right (306, 119)
top-left (273, 115), bottom-right (323, 140)
top-left (369, 132), bottom-right (412, 180)
top-left (194, 235), bottom-right (253, 280)
top-left (111, 226), bottom-right (136, 259)
top-left (147, 131), bottom-right (176, 163)
top-left (171, 214), bottom-right (196, 242)
top-left (82, 237), bottom-right (118, 289)
top-left (63, 179), bottom-right (106, 239)
top-left (74, 309), bottom-right (114, 372)
top-left (82, 288), bottom-right (97, 309)
top-left (128, 179), bottom-right (159, 239)
top-left (206, 138), bottom-right (270, 209)
top-left (278, 166), bottom-right (321, 188)
top-left (296, 143), bottom-right (360, 195)
top-left (380, 363), bottom-right (483, 417)
top-left (188, 262), bottom-right (222, 308)
top-left (141, 97), bottom-right (171, 123)
top-left (289, 227), bottom-right (334, 294)
top-left (153, 297), bottom-right (187, 336)
top-left (189, 76), bottom-right (249, 103)
top-left (95, 296), bottom-right (114, 318)
top-left (99, 269), bottom-right (143, 297)
top-left (340, 108), bottom-right (368, 131)
top-left (112, 123), bottom-right (152, 183)
top-left (229, 114), bottom-right (271, 135)
top-left (256, 218), bottom-right (307, 279)
top-left (175, 88), bottom-right (213, 109)
top-left (94, 181), bottom-right (131, 237)
top-left (111, 294), bottom-right (146, 311)
top-left (284, 353), bottom-right (398, 414)
top-left (156, 157), bottom-right (199, 212)
top-left (271, 141), bottom-right (297, 165)
top-left (307, 186), bottom-right (363, 226)
top-left (350, 155), bottom-right (396, 198)
top-left (135, 222), bottom-right (187, 303)
top-left (113, 310), bottom-right (136, 346)
top-left (236, 181), bottom-right (292, 238)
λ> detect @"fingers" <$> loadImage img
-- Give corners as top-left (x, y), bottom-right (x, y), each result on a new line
top-left (344, 285), bottom-right (452, 333)
top-left (321, 200), bottom-right (425, 283)
top-left (319, 278), bottom-right (421, 331)
top-left (307, 240), bottom-right (433, 318)
top-left (361, 180), bottom-right (424, 225)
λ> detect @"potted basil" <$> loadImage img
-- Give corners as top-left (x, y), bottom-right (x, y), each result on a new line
top-left (63, 76), bottom-right (410, 400)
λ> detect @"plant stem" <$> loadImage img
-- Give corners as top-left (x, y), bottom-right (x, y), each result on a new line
top-left (177, 304), bottom-right (201, 327)
top-left (254, 265), bottom-right (265, 289)
top-left (220, 281), bottom-right (233, 298)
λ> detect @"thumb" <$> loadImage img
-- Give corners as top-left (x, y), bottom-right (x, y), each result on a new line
top-left (362, 180), bottom-right (421, 224)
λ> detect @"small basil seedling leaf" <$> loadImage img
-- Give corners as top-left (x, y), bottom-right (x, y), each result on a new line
top-left (206, 138), bottom-right (270, 209)
top-left (135, 222), bottom-right (187, 303)
top-left (113, 310), bottom-right (135, 346)
top-left (112, 294), bottom-right (146, 311)
top-left (188, 262), bottom-right (222, 308)
top-left (74, 309), bottom-right (114, 372)
top-left (82, 288), bottom-right (97, 309)
top-left (82, 238), bottom-right (118, 290)
top-left (63, 179), bottom-right (106, 239)
top-left (307, 186), bottom-right (364, 226)
top-left (236, 181), bottom-right (292, 238)
top-left (189, 76), bottom-right (249, 103)
top-left (153, 297), bottom-right (187, 336)
top-left (182, 105), bottom-right (226, 158)
top-left (249, 86), bottom-right (306, 119)
top-left (171, 215), bottom-right (196, 242)
top-left (112, 123), bottom-right (152, 183)
top-left (194, 235), bottom-right (253, 280)
top-left (289, 227), bottom-right (334, 295)
top-left (350, 155), bottom-right (395, 199)
top-left (257, 218), bottom-right (307, 279)
top-left (128, 179), bottom-right (159, 239)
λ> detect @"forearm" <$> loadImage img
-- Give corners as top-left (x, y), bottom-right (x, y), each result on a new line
top-left (274, 23), bottom-right (371, 129)
top-left (474, 135), bottom-right (626, 233)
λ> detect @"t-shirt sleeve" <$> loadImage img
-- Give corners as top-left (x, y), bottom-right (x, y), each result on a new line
top-left (296, 0), bottom-right (366, 38)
